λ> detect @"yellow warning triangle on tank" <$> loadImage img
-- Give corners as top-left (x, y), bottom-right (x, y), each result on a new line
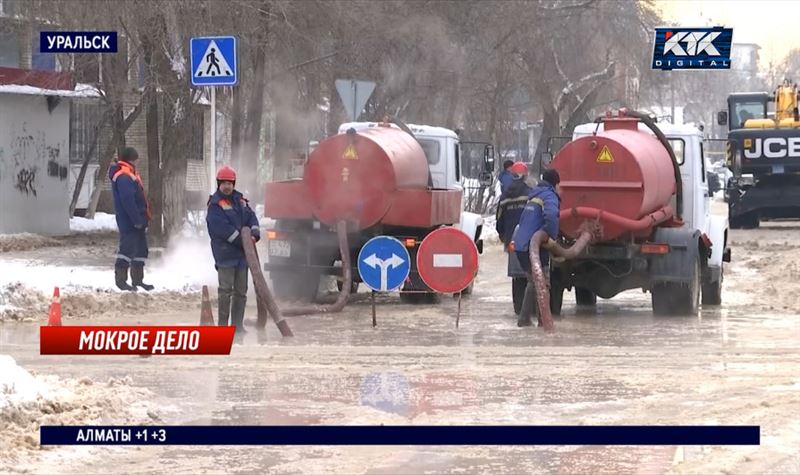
top-left (343, 144), bottom-right (359, 160)
top-left (596, 145), bottom-right (614, 163)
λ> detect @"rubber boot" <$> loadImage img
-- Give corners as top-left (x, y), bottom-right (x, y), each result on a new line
top-left (218, 291), bottom-right (231, 327)
top-left (115, 266), bottom-right (136, 291)
top-left (130, 266), bottom-right (154, 291)
top-left (231, 295), bottom-right (247, 344)
top-left (517, 282), bottom-right (536, 327)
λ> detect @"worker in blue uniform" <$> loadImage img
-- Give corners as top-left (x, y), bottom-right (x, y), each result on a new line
top-left (206, 165), bottom-right (260, 343)
top-left (109, 147), bottom-right (153, 292)
top-left (510, 168), bottom-right (562, 327)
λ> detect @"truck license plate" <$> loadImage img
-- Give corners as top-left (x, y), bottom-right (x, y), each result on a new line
top-left (268, 240), bottom-right (291, 257)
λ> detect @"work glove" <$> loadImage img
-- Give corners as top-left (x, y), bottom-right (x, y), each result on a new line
top-left (251, 227), bottom-right (261, 242)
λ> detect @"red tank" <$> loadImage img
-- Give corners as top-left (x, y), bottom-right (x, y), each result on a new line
top-left (304, 126), bottom-right (429, 228)
top-left (551, 117), bottom-right (677, 240)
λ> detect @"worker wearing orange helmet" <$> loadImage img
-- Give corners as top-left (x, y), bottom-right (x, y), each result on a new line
top-left (206, 165), bottom-right (260, 342)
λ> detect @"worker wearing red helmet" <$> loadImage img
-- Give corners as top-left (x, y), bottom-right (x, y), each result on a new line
top-left (496, 162), bottom-right (533, 315)
top-left (206, 165), bottom-right (260, 342)
top-left (495, 161), bottom-right (531, 247)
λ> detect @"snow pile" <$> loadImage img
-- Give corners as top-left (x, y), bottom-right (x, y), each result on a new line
top-left (69, 213), bottom-right (117, 233)
top-left (0, 235), bottom-right (221, 322)
top-left (0, 235), bottom-right (214, 294)
top-left (0, 356), bottom-right (159, 467)
top-left (0, 210), bottom-right (277, 321)
top-left (0, 356), bottom-right (49, 410)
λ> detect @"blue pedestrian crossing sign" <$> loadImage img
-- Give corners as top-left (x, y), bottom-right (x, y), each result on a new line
top-left (190, 36), bottom-right (237, 86)
top-left (357, 236), bottom-right (411, 292)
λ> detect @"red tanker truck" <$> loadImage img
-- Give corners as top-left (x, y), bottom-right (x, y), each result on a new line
top-left (541, 110), bottom-right (730, 315)
top-left (262, 121), bottom-right (492, 302)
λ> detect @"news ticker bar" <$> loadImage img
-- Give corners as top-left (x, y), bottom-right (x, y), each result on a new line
top-left (40, 425), bottom-right (760, 446)
top-left (40, 326), bottom-right (235, 355)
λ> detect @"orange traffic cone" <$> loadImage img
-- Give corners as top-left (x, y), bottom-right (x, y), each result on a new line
top-left (200, 285), bottom-right (215, 326)
top-left (47, 287), bottom-right (62, 326)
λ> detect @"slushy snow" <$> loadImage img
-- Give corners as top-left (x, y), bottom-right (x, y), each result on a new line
top-left (0, 236), bottom-right (218, 293)
top-left (69, 212), bottom-right (118, 233)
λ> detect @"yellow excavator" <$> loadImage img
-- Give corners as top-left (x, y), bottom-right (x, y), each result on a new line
top-left (718, 79), bottom-right (800, 228)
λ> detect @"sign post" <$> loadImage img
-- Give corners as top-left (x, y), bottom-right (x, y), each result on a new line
top-left (190, 36), bottom-right (238, 192)
top-left (357, 236), bottom-right (411, 327)
top-left (416, 228), bottom-right (479, 327)
top-left (335, 79), bottom-right (376, 122)
top-left (210, 88), bottom-right (216, 192)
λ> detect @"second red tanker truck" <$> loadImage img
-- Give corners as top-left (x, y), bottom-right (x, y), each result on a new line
top-left (262, 121), bottom-right (492, 302)
top-left (540, 110), bottom-right (730, 316)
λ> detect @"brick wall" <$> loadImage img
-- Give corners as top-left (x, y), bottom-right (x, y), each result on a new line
top-left (18, 23), bottom-right (31, 69)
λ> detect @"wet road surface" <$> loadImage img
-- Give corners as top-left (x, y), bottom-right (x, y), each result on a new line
top-left (2, 237), bottom-right (799, 474)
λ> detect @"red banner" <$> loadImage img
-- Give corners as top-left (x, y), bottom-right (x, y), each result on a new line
top-left (40, 326), bottom-right (235, 355)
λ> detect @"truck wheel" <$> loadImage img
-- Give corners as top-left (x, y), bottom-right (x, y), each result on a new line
top-left (652, 255), bottom-right (700, 315)
top-left (550, 285), bottom-right (564, 316)
top-left (512, 278), bottom-right (527, 314)
top-left (575, 287), bottom-right (597, 306)
top-left (651, 284), bottom-right (674, 315)
top-left (701, 265), bottom-right (723, 306)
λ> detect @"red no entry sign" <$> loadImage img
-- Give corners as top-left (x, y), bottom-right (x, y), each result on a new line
top-left (417, 227), bottom-right (479, 293)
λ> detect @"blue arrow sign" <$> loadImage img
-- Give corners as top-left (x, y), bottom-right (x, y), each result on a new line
top-left (357, 236), bottom-right (410, 292)
top-left (190, 36), bottom-right (237, 86)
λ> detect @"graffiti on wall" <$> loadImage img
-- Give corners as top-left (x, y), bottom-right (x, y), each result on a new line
top-left (15, 167), bottom-right (38, 196)
top-left (47, 146), bottom-right (68, 180)
top-left (6, 122), bottom-right (67, 198)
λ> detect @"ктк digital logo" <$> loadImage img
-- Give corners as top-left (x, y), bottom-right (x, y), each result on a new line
top-left (652, 27), bottom-right (732, 70)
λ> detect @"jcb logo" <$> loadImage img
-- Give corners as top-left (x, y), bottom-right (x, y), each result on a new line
top-left (744, 137), bottom-right (800, 159)
top-left (663, 31), bottom-right (721, 56)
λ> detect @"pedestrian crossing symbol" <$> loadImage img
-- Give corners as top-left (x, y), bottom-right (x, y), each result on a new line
top-left (190, 36), bottom-right (237, 86)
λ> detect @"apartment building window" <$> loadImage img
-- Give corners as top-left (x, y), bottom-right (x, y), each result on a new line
top-left (0, 29), bottom-right (20, 67)
top-left (70, 102), bottom-right (108, 164)
top-left (31, 31), bottom-right (55, 70)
